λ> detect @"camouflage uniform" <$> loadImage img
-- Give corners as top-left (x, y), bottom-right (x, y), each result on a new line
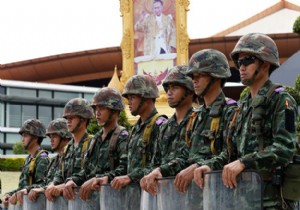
top-left (67, 88), bottom-right (128, 185)
top-left (204, 33), bottom-right (298, 209)
top-left (186, 49), bottom-right (237, 166)
top-left (150, 65), bottom-right (193, 177)
top-left (6, 119), bottom-right (49, 195)
top-left (43, 118), bottom-right (71, 187)
top-left (122, 75), bottom-right (168, 183)
top-left (52, 98), bottom-right (94, 185)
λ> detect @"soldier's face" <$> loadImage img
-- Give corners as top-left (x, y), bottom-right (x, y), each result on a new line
top-left (127, 94), bottom-right (142, 116)
top-left (192, 72), bottom-right (210, 96)
top-left (238, 53), bottom-right (261, 84)
top-left (65, 115), bottom-right (81, 132)
top-left (21, 132), bottom-right (34, 149)
top-left (167, 84), bottom-right (186, 107)
top-left (94, 105), bottom-right (111, 126)
top-left (49, 133), bottom-right (61, 151)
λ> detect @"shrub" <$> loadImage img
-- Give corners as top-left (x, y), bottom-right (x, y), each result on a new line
top-left (293, 16), bottom-right (300, 35)
top-left (294, 75), bottom-right (300, 93)
top-left (0, 158), bottom-right (25, 171)
top-left (285, 86), bottom-right (300, 106)
top-left (13, 141), bottom-right (27, 154)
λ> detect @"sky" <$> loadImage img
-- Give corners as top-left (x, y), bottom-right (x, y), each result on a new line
top-left (0, 0), bottom-right (296, 64)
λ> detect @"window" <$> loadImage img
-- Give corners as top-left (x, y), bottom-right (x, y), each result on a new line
top-left (83, 93), bottom-right (94, 101)
top-left (6, 133), bottom-right (20, 144)
top-left (54, 107), bottom-right (65, 118)
top-left (38, 106), bottom-right (52, 126)
top-left (7, 104), bottom-right (22, 127)
top-left (54, 91), bottom-right (79, 100)
top-left (39, 90), bottom-right (52, 99)
top-left (0, 102), bottom-right (4, 127)
top-left (22, 105), bottom-right (37, 122)
top-left (7, 87), bottom-right (36, 98)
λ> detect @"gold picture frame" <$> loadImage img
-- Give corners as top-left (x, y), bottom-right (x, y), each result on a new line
top-left (119, 0), bottom-right (190, 90)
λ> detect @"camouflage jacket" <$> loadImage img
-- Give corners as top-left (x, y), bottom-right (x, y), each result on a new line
top-left (127, 108), bottom-right (167, 183)
top-left (205, 80), bottom-right (298, 171)
top-left (52, 132), bottom-right (92, 185)
top-left (189, 92), bottom-right (237, 165)
top-left (7, 148), bottom-right (49, 195)
top-left (43, 154), bottom-right (61, 187)
top-left (151, 108), bottom-right (193, 177)
top-left (69, 127), bottom-right (128, 185)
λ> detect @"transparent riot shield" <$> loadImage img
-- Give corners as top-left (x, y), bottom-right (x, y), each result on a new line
top-left (8, 204), bottom-right (22, 210)
top-left (46, 196), bottom-right (68, 210)
top-left (157, 177), bottom-right (186, 210)
top-left (203, 170), bottom-right (262, 210)
top-left (100, 184), bottom-right (126, 210)
top-left (23, 193), bottom-right (46, 210)
top-left (100, 184), bottom-right (141, 210)
top-left (67, 188), bottom-right (100, 210)
top-left (140, 190), bottom-right (157, 210)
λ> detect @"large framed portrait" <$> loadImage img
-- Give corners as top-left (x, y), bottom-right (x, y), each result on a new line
top-left (120, 0), bottom-right (189, 93)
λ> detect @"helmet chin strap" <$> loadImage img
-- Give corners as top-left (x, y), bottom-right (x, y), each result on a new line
top-left (241, 61), bottom-right (264, 86)
top-left (131, 98), bottom-right (145, 116)
top-left (24, 135), bottom-right (34, 150)
top-left (101, 110), bottom-right (114, 127)
top-left (198, 77), bottom-right (216, 98)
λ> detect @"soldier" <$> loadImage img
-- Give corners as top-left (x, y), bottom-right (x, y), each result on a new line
top-left (63, 87), bottom-right (128, 201)
top-left (111, 75), bottom-right (167, 208)
top-left (45, 98), bottom-right (94, 201)
top-left (174, 49), bottom-right (237, 193)
top-left (2, 119), bottom-right (49, 207)
top-left (27, 118), bottom-right (71, 202)
top-left (194, 33), bottom-right (298, 209)
top-left (140, 65), bottom-right (194, 195)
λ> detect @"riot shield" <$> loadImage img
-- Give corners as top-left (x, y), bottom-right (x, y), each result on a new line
top-left (100, 184), bottom-right (126, 210)
top-left (100, 184), bottom-right (141, 210)
top-left (8, 204), bottom-right (22, 210)
top-left (65, 187), bottom-right (100, 210)
top-left (140, 190), bottom-right (157, 210)
top-left (157, 178), bottom-right (186, 210)
top-left (23, 193), bottom-right (46, 210)
top-left (46, 196), bottom-right (68, 210)
top-left (203, 170), bottom-right (262, 210)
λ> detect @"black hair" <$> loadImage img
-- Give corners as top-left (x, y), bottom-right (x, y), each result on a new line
top-left (153, 0), bottom-right (163, 6)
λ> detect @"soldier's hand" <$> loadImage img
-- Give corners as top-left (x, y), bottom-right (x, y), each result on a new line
top-left (174, 163), bottom-right (198, 192)
top-left (194, 165), bottom-right (211, 189)
top-left (16, 189), bottom-right (27, 204)
top-left (63, 180), bottom-right (77, 200)
top-left (45, 183), bottom-right (55, 201)
top-left (9, 193), bottom-right (17, 205)
top-left (141, 168), bottom-right (161, 195)
top-left (222, 160), bottom-right (245, 189)
top-left (28, 188), bottom-right (44, 202)
top-left (91, 176), bottom-right (109, 191)
top-left (111, 175), bottom-right (131, 190)
top-left (2, 194), bottom-right (11, 207)
top-left (80, 178), bottom-right (96, 201)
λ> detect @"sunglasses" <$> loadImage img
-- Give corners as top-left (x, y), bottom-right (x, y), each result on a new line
top-left (237, 56), bottom-right (257, 68)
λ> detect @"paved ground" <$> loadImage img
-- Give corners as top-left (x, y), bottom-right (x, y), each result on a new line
top-left (0, 171), bottom-right (21, 197)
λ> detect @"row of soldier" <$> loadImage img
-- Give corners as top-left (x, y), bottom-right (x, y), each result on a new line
top-left (2, 33), bottom-right (299, 210)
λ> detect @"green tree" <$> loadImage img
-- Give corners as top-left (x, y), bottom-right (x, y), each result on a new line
top-left (13, 141), bottom-right (27, 154)
top-left (293, 16), bottom-right (300, 35)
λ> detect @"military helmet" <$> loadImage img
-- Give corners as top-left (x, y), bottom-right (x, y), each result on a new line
top-left (230, 33), bottom-right (280, 68)
top-left (122, 75), bottom-right (159, 99)
top-left (162, 65), bottom-right (194, 92)
top-left (187, 49), bottom-right (231, 79)
top-left (63, 98), bottom-right (94, 119)
top-left (19, 119), bottom-right (46, 138)
top-left (46, 118), bottom-right (72, 139)
top-left (91, 87), bottom-right (124, 111)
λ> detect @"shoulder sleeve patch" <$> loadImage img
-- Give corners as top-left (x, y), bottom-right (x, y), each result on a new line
top-left (275, 87), bottom-right (285, 93)
top-left (156, 117), bottom-right (167, 125)
top-left (40, 152), bottom-right (48, 157)
top-left (120, 130), bottom-right (129, 137)
top-left (226, 99), bottom-right (237, 105)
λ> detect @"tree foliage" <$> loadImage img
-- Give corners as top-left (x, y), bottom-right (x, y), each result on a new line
top-left (13, 141), bottom-right (27, 154)
top-left (293, 16), bottom-right (300, 35)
